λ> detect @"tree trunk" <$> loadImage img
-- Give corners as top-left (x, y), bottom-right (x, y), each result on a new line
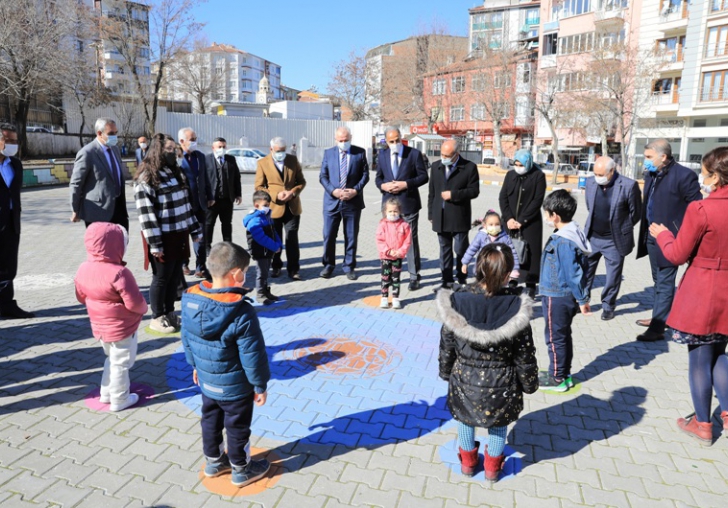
top-left (601, 130), bottom-right (608, 159)
top-left (14, 97), bottom-right (30, 159)
top-left (547, 117), bottom-right (560, 185)
top-left (150, 63), bottom-right (165, 133)
top-left (493, 121), bottom-right (503, 159)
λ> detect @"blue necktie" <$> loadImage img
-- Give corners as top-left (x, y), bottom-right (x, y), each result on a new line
top-left (392, 153), bottom-right (399, 180)
top-left (339, 151), bottom-right (348, 189)
top-left (106, 148), bottom-right (121, 191)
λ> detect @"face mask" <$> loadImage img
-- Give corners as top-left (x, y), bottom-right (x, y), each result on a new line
top-left (1, 144), bottom-right (18, 157)
top-left (139, 143), bottom-right (147, 150)
top-left (272, 151), bottom-right (286, 162)
top-left (259, 206), bottom-right (270, 215)
top-left (105, 135), bottom-right (118, 147)
top-left (388, 142), bottom-right (402, 153)
top-left (386, 213), bottom-right (400, 222)
top-left (594, 174), bottom-right (609, 185)
top-left (214, 148), bottom-right (225, 158)
top-left (514, 165), bottom-right (527, 175)
top-left (176, 157), bottom-right (184, 167)
top-left (164, 152), bottom-right (178, 167)
top-left (187, 141), bottom-right (198, 152)
top-left (338, 141), bottom-right (351, 152)
top-left (441, 157), bottom-right (453, 166)
top-left (544, 215), bottom-right (555, 228)
top-left (486, 226), bottom-right (501, 236)
top-left (234, 269), bottom-right (246, 288)
top-left (643, 159), bottom-right (658, 173)
top-left (699, 174), bottom-right (715, 194)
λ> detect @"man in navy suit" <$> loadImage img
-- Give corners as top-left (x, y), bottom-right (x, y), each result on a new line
top-left (583, 156), bottom-right (642, 321)
top-left (636, 139), bottom-right (702, 341)
top-left (135, 136), bottom-right (148, 167)
top-left (319, 126), bottom-right (370, 280)
top-left (375, 128), bottom-right (428, 290)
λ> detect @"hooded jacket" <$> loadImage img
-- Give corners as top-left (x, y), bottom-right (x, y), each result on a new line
top-left (539, 221), bottom-right (591, 304)
top-left (438, 286), bottom-right (538, 428)
top-left (375, 217), bottom-right (412, 260)
top-left (242, 208), bottom-right (282, 260)
top-left (181, 281), bottom-right (270, 401)
top-left (461, 228), bottom-right (521, 275)
top-left (75, 222), bottom-right (148, 342)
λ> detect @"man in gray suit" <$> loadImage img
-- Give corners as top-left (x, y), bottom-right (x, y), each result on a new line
top-left (70, 118), bottom-right (128, 232)
top-left (584, 156), bottom-right (642, 321)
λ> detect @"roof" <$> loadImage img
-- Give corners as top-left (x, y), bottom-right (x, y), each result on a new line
top-left (365, 34), bottom-right (468, 59)
top-left (197, 43), bottom-right (280, 67)
top-left (469, 1), bottom-right (540, 14)
top-left (412, 134), bottom-right (447, 141)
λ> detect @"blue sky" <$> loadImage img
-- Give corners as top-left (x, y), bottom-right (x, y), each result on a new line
top-left (191, 0), bottom-right (477, 92)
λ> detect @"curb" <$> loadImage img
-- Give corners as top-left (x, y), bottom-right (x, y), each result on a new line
top-left (480, 180), bottom-right (584, 194)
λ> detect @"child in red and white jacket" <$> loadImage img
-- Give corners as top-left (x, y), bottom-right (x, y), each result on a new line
top-left (75, 222), bottom-right (148, 412)
top-left (376, 198), bottom-right (412, 310)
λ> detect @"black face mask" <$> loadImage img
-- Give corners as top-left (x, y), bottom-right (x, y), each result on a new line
top-left (164, 152), bottom-right (178, 168)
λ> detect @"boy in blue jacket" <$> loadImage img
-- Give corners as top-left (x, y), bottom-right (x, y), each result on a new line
top-left (181, 242), bottom-right (271, 487)
top-left (242, 191), bottom-right (282, 305)
top-left (539, 190), bottom-right (592, 393)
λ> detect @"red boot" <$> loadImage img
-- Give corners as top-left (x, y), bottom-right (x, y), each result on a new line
top-left (457, 441), bottom-right (480, 477)
top-left (484, 446), bottom-right (505, 482)
top-left (718, 411), bottom-right (728, 432)
top-left (677, 413), bottom-right (713, 443)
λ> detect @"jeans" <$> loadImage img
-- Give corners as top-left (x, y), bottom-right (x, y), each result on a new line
top-left (438, 232), bottom-right (469, 284)
top-left (584, 234), bottom-right (625, 312)
top-left (402, 212), bottom-right (421, 279)
top-left (99, 333), bottom-right (138, 406)
top-left (190, 208), bottom-right (207, 272)
top-left (201, 393), bottom-right (254, 467)
top-left (543, 295), bottom-right (577, 380)
top-left (149, 256), bottom-right (183, 318)
top-left (272, 208), bottom-right (300, 275)
top-left (255, 258), bottom-right (271, 295)
top-left (205, 198), bottom-right (234, 254)
top-left (646, 235), bottom-right (678, 334)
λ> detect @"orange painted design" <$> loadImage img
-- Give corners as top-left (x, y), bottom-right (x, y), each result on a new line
top-left (198, 448), bottom-right (281, 497)
top-left (362, 295), bottom-right (392, 308)
top-left (286, 336), bottom-right (401, 377)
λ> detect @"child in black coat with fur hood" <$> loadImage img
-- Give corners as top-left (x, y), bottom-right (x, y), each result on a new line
top-left (438, 243), bottom-right (539, 482)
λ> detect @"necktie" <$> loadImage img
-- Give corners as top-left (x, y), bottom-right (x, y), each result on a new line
top-left (106, 147), bottom-right (121, 190)
top-left (339, 150), bottom-right (348, 189)
top-left (392, 153), bottom-right (399, 180)
top-left (218, 157), bottom-right (224, 167)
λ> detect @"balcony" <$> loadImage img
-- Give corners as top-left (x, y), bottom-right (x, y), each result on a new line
top-left (594, 8), bottom-right (626, 25)
top-left (704, 44), bottom-right (728, 59)
top-left (700, 87), bottom-right (728, 103)
top-left (659, 3), bottom-right (689, 33)
top-left (710, 0), bottom-right (728, 15)
top-left (519, 25), bottom-right (539, 41)
top-left (541, 54), bottom-right (557, 69)
top-left (658, 47), bottom-right (685, 71)
top-left (543, 20), bottom-right (559, 33)
top-left (652, 91), bottom-right (680, 112)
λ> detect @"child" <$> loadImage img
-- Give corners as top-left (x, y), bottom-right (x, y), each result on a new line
top-left (539, 189), bottom-right (592, 392)
top-left (75, 222), bottom-right (148, 412)
top-left (375, 198), bottom-right (412, 310)
top-left (438, 244), bottom-right (538, 482)
top-left (461, 210), bottom-right (520, 283)
top-left (181, 242), bottom-right (271, 487)
top-left (242, 190), bottom-right (282, 305)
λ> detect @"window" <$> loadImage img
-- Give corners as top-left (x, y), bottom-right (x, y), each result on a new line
top-left (705, 25), bottom-right (728, 58)
top-left (430, 107), bottom-right (443, 122)
top-left (558, 32), bottom-right (595, 55)
top-left (544, 34), bottom-right (558, 56)
top-left (432, 79), bottom-right (446, 95)
top-left (658, 36), bottom-right (686, 61)
top-left (700, 70), bottom-right (728, 102)
top-left (712, 0), bottom-right (728, 13)
top-left (138, 47), bottom-right (150, 59)
top-left (470, 103), bottom-right (485, 121)
top-left (494, 73), bottom-right (512, 88)
top-left (522, 64), bottom-right (531, 84)
top-left (452, 76), bottom-right (466, 93)
top-left (693, 119), bottom-right (707, 127)
top-left (242, 70), bottom-right (247, 76)
top-left (598, 30), bottom-right (625, 49)
top-left (721, 118), bottom-right (728, 126)
top-left (450, 105), bottom-right (464, 122)
top-left (472, 75), bottom-right (485, 91)
top-left (552, 0), bottom-right (592, 20)
top-left (525, 8), bottom-right (540, 25)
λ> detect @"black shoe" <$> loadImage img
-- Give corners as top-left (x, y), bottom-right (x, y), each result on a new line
top-left (270, 268), bottom-right (281, 278)
top-left (432, 282), bottom-right (453, 293)
top-left (256, 293), bottom-right (273, 305)
top-left (265, 287), bottom-right (280, 302)
top-left (320, 267), bottom-right (334, 279)
top-left (601, 309), bottom-right (615, 321)
top-left (0, 303), bottom-right (35, 319)
top-left (636, 331), bottom-right (665, 342)
top-left (346, 271), bottom-right (357, 281)
top-left (408, 278), bottom-right (421, 291)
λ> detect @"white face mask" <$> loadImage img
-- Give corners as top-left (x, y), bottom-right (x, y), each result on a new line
top-left (699, 173), bottom-right (715, 194)
top-left (386, 213), bottom-right (400, 222)
top-left (544, 215), bottom-right (555, 228)
top-left (272, 151), bottom-right (286, 162)
top-left (338, 141), bottom-right (351, 151)
top-left (1, 143), bottom-right (18, 157)
top-left (485, 226), bottom-right (501, 236)
top-left (176, 157), bottom-right (184, 167)
top-left (259, 206), bottom-right (270, 215)
top-left (388, 142), bottom-right (402, 153)
top-left (186, 141), bottom-right (198, 152)
top-left (139, 143), bottom-right (147, 150)
top-left (441, 157), bottom-right (453, 166)
top-left (214, 148), bottom-right (225, 158)
top-left (594, 174), bottom-right (609, 186)
top-left (514, 165), bottom-right (527, 175)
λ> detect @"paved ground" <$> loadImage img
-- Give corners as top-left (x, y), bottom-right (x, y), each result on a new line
top-left (1, 171), bottom-right (727, 508)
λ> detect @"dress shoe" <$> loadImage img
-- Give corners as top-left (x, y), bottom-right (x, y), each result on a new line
top-left (270, 268), bottom-right (281, 278)
top-left (182, 265), bottom-right (192, 276)
top-left (289, 272), bottom-right (301, 281)
top-left (601, 309), bottom-right (615, 321)
top-left (636, 318), bottom-right (651, 327)
top-left (0, 303), bottom-right (35, 319)
top-left (408, 278), bottom-right (421, 291)
top-left (433, 282), bottom-right (453, 293)
top-left (346, 271), bottom-right (357, 281)
top-left (264, 287), bottom-right (280, 302)
top-left (636, 330), bottom-right (665, 342)
top-left (320, 267), bottom-right (334, 279)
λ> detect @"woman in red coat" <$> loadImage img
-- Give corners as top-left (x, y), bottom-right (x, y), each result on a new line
top-left (650, 146), bottom-right (728, 443)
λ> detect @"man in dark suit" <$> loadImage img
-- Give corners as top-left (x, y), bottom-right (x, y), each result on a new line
top-left (204, 137), bottom-right (242, 257)
top-left (584, 156), bottom-right (642, 321)
top-left (135, 136), bottom-right (148, 167)
top-left (636, 139), bottom-right (702, 341)
top-left (428, 139), bottom-right (480, 289)
top-left (178, 127), bottom-right (212, 278)
top-left (0, 124), bottom-right (34, 318)
top-left (70, 118), bottom-right (128, 231)
top-left (376, 128), bottom-right (429, 290)
top-left (319, 126), bottom-right (370, 280)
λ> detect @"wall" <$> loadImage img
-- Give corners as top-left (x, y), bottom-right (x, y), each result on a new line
top-left (20, 159), bottom-right (137, 188)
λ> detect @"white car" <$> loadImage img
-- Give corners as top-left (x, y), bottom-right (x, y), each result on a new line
top-left (226, 148), bottom-right (267, 173)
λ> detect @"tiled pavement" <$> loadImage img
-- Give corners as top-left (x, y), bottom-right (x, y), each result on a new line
top-left (1, 172), bottom-right (727, 507)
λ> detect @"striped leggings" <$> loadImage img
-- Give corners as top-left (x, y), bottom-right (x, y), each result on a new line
top-left (457, 421), bottom-right (507, 456)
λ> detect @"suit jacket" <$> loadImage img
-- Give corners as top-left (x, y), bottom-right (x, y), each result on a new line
top-left (428, 156), bottom-right (480, 233)
top-left (205, 153), bottom-right (242, 204)
top-left (0, 156), bottom-right (23, 234)
top-left (70, 139), bottom-right (125, 222)
top-left (179, 150), bottom-right (210, 213)
top-left (637, 159), bottom-right (702, 267)
top-left (319, 145), bottom-right (370, 213)
top-left (135, 147), bottom-right (147, 167)
top-left (375, 145), bottom-right (429, 216)
top-left (584, 173), bottom-right (642, 257)
top-left (255, 154), bottom-right (306, 219)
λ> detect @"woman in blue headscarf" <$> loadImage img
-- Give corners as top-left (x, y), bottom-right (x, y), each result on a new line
top-left (498, 149), bottom-right (546, 297)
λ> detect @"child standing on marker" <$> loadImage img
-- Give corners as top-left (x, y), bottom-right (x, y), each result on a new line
top-left (75, 222), bottom-right (148, 412)
top-left (376, 197), bottom-right (412, 309)
top-left (438, 244), bottom-right (538, 482)
top-left (462, 209), bottom-right (520, 283)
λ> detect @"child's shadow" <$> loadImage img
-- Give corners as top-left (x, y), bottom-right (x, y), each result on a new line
top-left (575, 340), bottom-right (669, 384)
top-left (268, 338), bottom-right (346, 381)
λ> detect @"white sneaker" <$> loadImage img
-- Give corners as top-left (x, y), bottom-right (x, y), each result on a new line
top-left (380, 297), bottom-right (389, 309)
top-left (392, 298), bottom-right (402, 310)
top-left (150, 316), bottom-right (176, 334)
top-left (110, 392), bottom-right (139, 412)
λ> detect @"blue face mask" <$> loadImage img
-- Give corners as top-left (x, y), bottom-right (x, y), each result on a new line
top-left (643, 159), bottom-right (657, 173)
top-left (105, 135), bottom-right (119, 147)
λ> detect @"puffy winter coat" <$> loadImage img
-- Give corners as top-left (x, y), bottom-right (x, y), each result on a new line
top-left (243, 208), bottom-right (282, 260)
top-left (181, 281), bottom-right (270, 401)
top-left (375, 218), bottom-right (412, 260)
top-left (75, 222), bottom-right (148, 342)
top-left (438, 286), bottom-right (538, 428)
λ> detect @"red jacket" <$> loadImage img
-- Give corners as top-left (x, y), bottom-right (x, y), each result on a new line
top-left (657, 185), bottom-right (728, 336)
top-left (376, 218), bottom-right (412, 260)
top-left (75, 223), bottom-right (148, 342)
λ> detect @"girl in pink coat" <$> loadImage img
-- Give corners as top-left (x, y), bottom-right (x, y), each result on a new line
top-left (75, 222), bottom-right (148, 412)
top-left (376, 198), bottom-right (412, 310)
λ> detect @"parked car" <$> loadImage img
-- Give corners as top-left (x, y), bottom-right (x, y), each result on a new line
top-left (26, 126), bottom-right (52, 133)
top-left (226, 147), bottom-right (267, 173)
top-left (558, 163), bottom-right (578, 175)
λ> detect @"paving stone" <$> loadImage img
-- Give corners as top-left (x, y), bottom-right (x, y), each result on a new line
top-left (2, 469), bottom-right (58, 501)
top-left (114, 475), bottom-right (170, 505)
top-left (340, 463), bottom-right (385, 489)
top-left (308, 475), bottom-right (357, 504)
top-left (351, 484), bottom-right (402, 507)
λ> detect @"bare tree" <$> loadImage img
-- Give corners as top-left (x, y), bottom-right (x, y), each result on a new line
top-left (167, 36), bottom-right (221, 114)
top-left (327, 49), bottom-right (374, 121)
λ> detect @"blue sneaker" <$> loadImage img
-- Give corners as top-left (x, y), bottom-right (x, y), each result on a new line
top-left (231, 459), bottom-right (271, 487)
top-left (204, 453), bottom-right (232, 477)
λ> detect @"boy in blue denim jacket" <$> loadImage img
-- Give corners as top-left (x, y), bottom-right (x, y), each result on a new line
top-left (538, 190), bottom-right (592, 392)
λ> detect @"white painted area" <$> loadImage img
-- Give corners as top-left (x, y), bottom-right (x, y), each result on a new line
top-left (15, 274), bottom-right (75, 291)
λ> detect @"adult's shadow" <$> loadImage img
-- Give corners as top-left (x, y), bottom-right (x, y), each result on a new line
top-left (574, 340), bottom-right (669, 384)
top-left (268, 338), bottom-right (346, 380)
top-left (509, 387), bottom-right (647, 466)
top-left (267, 396), bottom-right (450, 474)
